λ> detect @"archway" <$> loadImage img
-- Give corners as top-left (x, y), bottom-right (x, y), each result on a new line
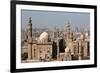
top-left (59, 39), bottom-right (66, 53)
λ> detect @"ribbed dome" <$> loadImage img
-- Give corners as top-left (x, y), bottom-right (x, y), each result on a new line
top-left (39, 32), bottom-right (49, 42)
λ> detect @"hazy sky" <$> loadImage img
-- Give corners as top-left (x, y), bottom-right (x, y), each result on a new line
top-left (21, 10), bottom-right (90, 31)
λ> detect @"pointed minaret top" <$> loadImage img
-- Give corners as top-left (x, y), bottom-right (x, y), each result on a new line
top-left (67, 24), bottom-right (70, 32)
top-left (68, 20), bottom-right (70, 25)
top-left (29, 17), bottom-right (32, 23)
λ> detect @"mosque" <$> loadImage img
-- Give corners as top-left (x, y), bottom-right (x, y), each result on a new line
top-left (21, 17), bottom-right (90, 62)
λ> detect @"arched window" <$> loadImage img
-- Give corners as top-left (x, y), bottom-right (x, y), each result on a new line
top-left (87, 42), bottom-right (90, 56)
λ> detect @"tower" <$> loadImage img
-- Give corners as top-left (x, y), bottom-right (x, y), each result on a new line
top-left (56, 28), bottom-right (60, 60)
top-left (66, 22), bottom-right (73, 46)
top-left (65, 22), bottom-right (74, 60)
top-left (27, 17), bottom-right (33, 60)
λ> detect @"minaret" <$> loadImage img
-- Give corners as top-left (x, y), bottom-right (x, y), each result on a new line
top-left (27, 17), bottom-right (33, 60)
top-left (66, 23), bottom-right (71, 44)
top-left (56, 28), bottom-right (60, 60)
top-left (65, 21), bottom-right (73, 60)
top-left (27, 17), bottom-right (32, 42)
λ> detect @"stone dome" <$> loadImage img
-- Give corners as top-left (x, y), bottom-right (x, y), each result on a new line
top-left (65, 47), bottom-right (70, 53)
top-left (39, 32), bottom-right (49, 42)
top-left (85, 32), bottom-right (89, 37)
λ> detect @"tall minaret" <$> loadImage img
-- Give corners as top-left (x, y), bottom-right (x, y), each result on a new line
top-left (56, 28), bottom-right (60, 60)
top-left (27, 17), bottom-right (33, 60)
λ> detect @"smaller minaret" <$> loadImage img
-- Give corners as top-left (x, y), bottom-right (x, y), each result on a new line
top-left (56, 28), bottom-right (60, 60)
top-left (66, 21), bottom-right (74, 60)
top-left (66, 23), bottom-right (71, 44)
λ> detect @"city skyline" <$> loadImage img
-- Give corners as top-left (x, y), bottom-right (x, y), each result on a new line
top-left (21, 10), bottom-right (90, 31)
top-left (21, 17), bottom-right (90, 62)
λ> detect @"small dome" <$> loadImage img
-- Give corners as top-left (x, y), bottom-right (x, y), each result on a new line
top-left (85, 32), bottom-right (89, 37)
top-left (65, 47), bottom-right (70, 53)
top-left (39, 32), bottom-right (49, 42)
top-left (80, 34), bottom-right (84, 39)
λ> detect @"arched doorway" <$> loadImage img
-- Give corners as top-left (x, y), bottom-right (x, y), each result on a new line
top-left (59, 39), bottom-right (66, 53)
top-left (52, 41), bottom-right (57, 60)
